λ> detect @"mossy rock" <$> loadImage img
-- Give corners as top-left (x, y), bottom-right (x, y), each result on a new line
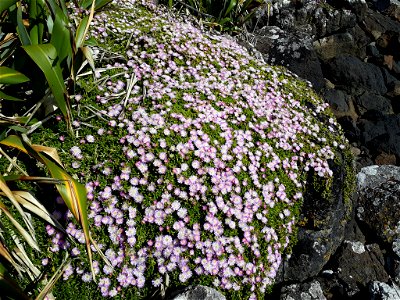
top-left (30, 0), bottom-right (354, 299)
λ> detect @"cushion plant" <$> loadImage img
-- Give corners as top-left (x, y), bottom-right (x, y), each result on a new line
top-left (31, 0), bottom-right (353, 299)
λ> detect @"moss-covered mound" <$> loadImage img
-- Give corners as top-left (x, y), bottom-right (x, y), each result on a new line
top-left (33, 0), bottom-right (351, 299)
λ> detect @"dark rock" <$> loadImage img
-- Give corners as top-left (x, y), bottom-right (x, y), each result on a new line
top-left (375, 152), bottom-right (398, 164)
top-left (381, 68), bottom-right (398, 87)
top-left (359, 115), bottom-right (400, 157)
top-left (363, 8), bottom-right (400, 40)
top-left (387, 81), bottom-right (400, 97)
top-left (393, 60), bottom-right (400, 74)
top-left (342, 0), bottom-right (369, 21)
top-left (324, 55), bottom-right (387, 94)
top-left (280, 280), bottom-right (326, 300)
top-left (376, 30), bottom-right (400, 60)
top-left (348, 24), bottom-right (371, 59)
top-left (321, 88), bottom-right (351, 113)
top-left (344, 217), bottom-right (367, 243)
top-left (356, 165), bottom-right (400, 244)
top-left (385, 0), bottom-right (400, 22)
top-left (327, 241), bottom-right (389, 297)
top-left (367, 42), bottom-right (383, 58)
top-left (355, 91), bottom-right (393, 115)
top-left (369, 0), bottom-right (392, 12)
top-left (337, 116), bottom-right (360, 143)
top-left (314, 32), bottom-right (363, 61)
top-left (252, 27), bottom-right (325, 90)
top-left (171, 285), bottom-right (226, 300)
top-left (281, 151), bottom-right (353, 282)
top-left (357, 155), bottom-right (376, 172)
top-left (369, 281), bottom-right (400, 300)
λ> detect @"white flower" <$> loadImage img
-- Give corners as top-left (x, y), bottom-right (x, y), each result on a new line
top-left (86, 135), bottom-right (95, 143)
top-left (70, 146), bottom-right (81, 158)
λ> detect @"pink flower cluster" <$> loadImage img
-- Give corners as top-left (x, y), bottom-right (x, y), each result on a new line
top-left (49, 1), bottom-right (349, 299)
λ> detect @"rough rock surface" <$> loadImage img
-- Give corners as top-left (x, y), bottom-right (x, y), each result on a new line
top-left (269, 166), bottom-right (400, 299)
top-left (242, 0), bottom-right (400, 168)
top-left (236, 0), bottom-right (400, 298)
top-left (369, 281), bottom-right (400, 300)
top-left (280, 280), bottom-right (326, 300)
top-left (172, 285), bottom-right (226, 300)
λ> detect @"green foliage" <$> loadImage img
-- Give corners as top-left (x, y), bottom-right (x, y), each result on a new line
top-left (0, 0), bottom-right (113, 298)
top-left (160, 0), bottom-right (266, 32)
top-left (0, 0), bottom-right (111, 133)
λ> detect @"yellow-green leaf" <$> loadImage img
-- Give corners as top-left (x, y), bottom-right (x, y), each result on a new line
top-left (75, 0), bottom-right (95, 50)
top-left (40, 155), bottom-right (94, 279)
top-left (0, 202), bottom-right (39, 251)
top-left (35, 254), bottom-right (70, 300)
top-left (0, 67), bottom-right (30, 84)
top-left (80, 46), bottom-right (96, 73)
top-left (80, 0), bottom-right (112, 10)
top-left (12, 191), bottom-right (66, 233)
top-left (0, 90), bottom-right (25, 101)
top-left (0, 175), bottom-right (36, 241)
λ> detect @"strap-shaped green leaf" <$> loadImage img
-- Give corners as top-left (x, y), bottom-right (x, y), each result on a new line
top-left (80, 0), bottom-right (112, 10)
top-left (223, 0), bottom-right (237, 17)
top-left (50, 6), bottom-right (72, 64)
top-left (29, 0), bottom-right (46, 45)
top-left (22, 44), bottom-right (71, 131)
top-left (0, 0), bottom-right (17, 14)
top-left (0, 67), bottom-right (30, 84)
top-left (0, 90), bottom-right (25, 101)
top-left (16, 5), bottom-right (32, 46)
top-left (0, 135), bottom-right (96, 279)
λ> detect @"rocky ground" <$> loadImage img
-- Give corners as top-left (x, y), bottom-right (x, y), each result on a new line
top-left (234, 0), bottom-right (400, 299)
top-left (243, 0), bottom-right (400, 171)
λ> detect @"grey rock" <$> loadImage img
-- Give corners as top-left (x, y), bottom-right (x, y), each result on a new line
top-left (172, 285), bottom-right (226, 300)
top-left (357, 165), bottom-right (400, 243)
top-left (357, 164), bottom-right (400, 190)
top-left (280, 280), bottom-right (326, 300)
top-left (251, 27), bottom-right (325, 90)
top-left (393, 238), bottom-right (400, 258)
top-left (369, 281), bottom-right (400, 300)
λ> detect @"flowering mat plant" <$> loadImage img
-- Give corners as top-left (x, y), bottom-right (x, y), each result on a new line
top-left (32, 0), bottom-right (351, 299)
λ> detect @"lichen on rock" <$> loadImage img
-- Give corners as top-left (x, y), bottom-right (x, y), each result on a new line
top-left (33, 0), bottom-right (353, 299)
